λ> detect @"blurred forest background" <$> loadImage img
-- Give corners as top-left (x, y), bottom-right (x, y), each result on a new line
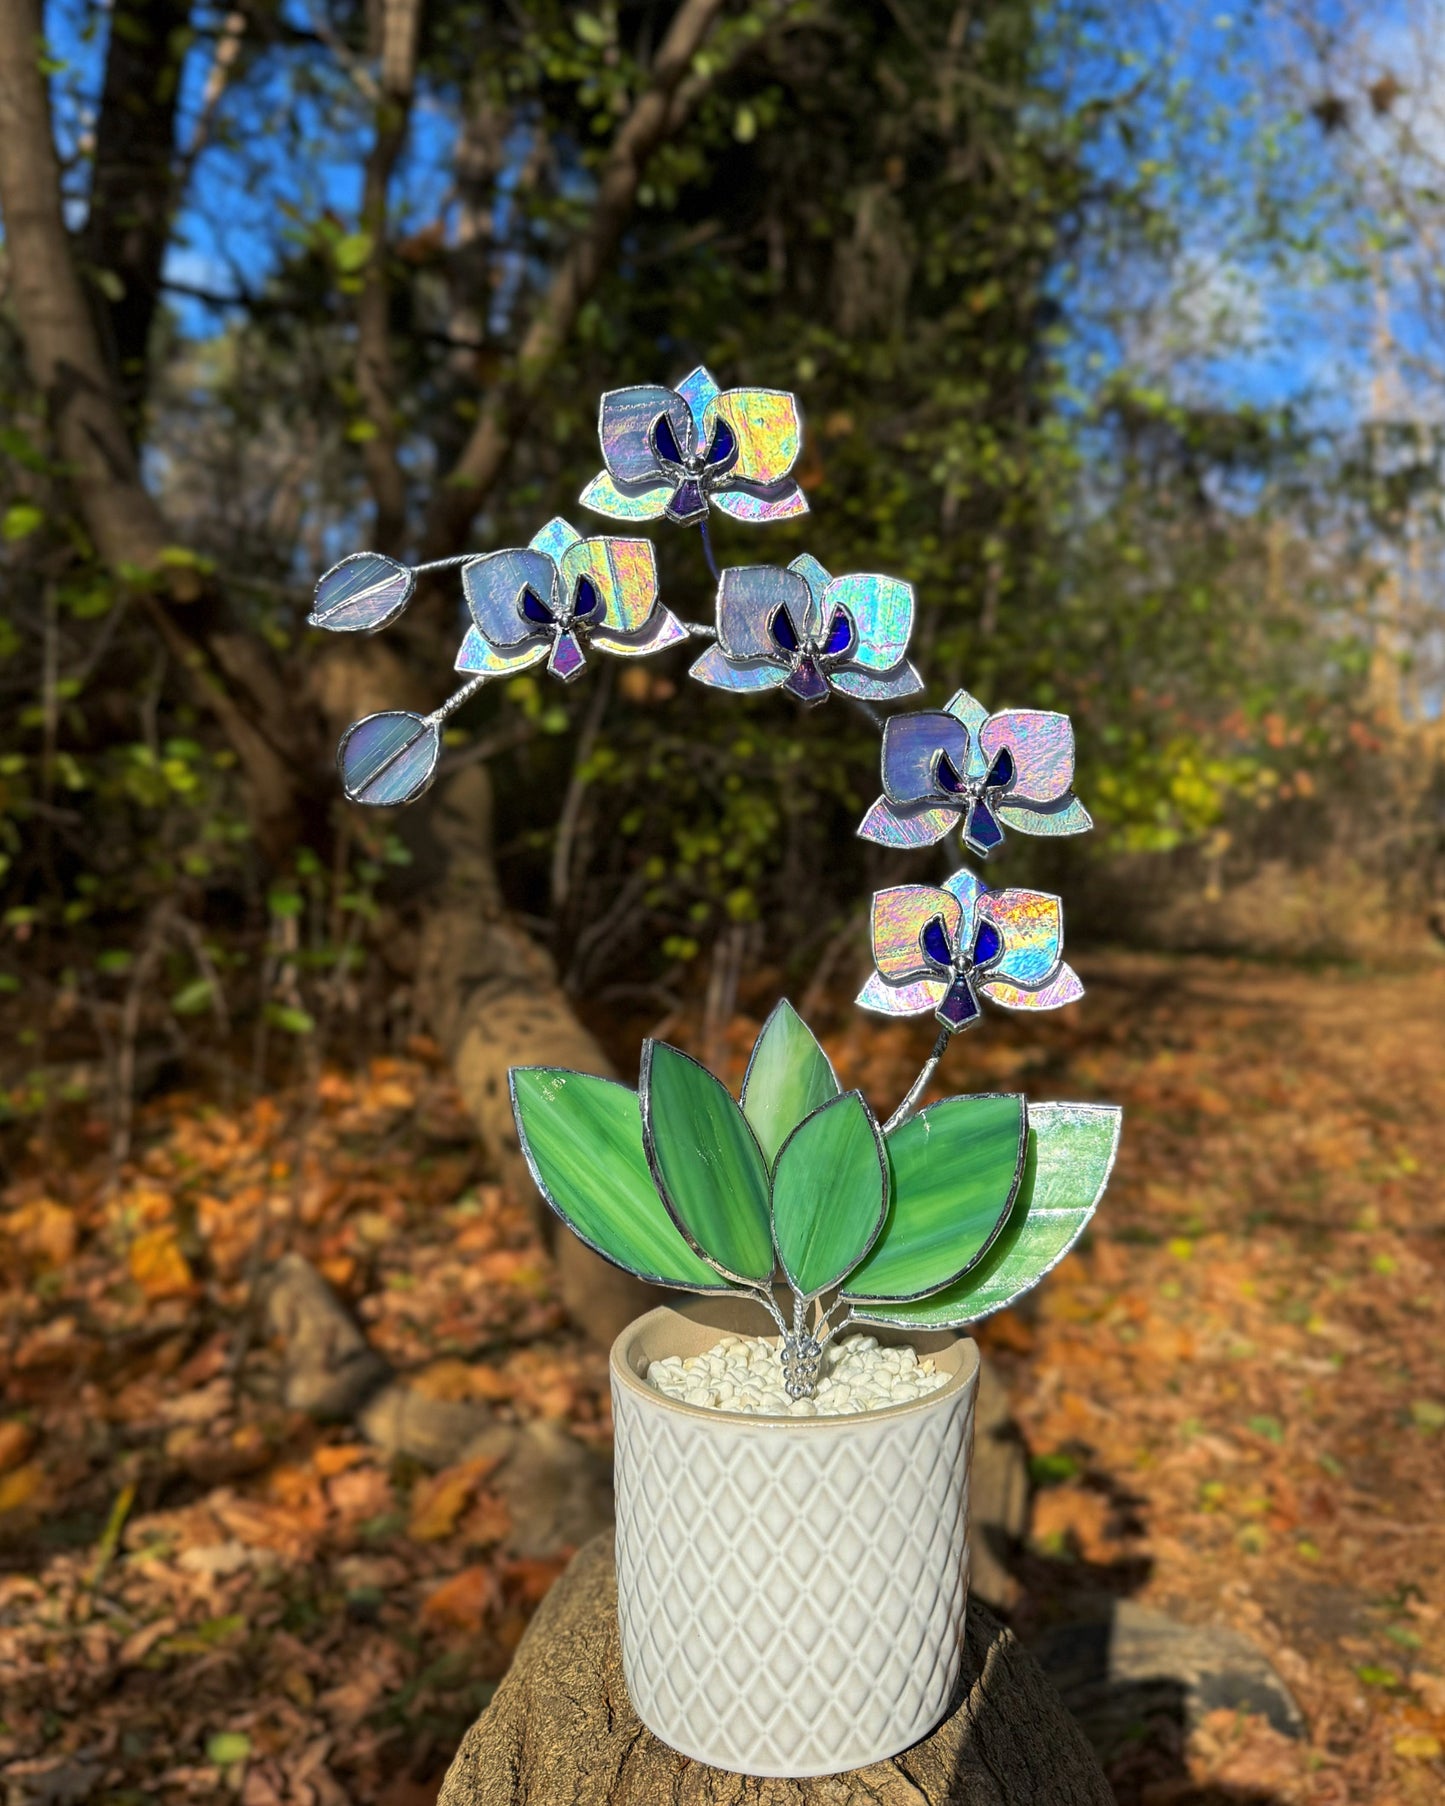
top-left (1, 0), bottom-right (1444, 1803)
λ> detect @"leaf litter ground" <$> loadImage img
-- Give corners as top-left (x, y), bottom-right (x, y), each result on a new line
top-left (1, 952), bottom-right (1441, 1805)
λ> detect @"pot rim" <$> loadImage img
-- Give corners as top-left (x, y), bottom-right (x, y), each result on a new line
top-left (610, 1297), bottom-right (979, 1431)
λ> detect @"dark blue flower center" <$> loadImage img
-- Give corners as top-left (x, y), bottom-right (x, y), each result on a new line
top-left (921, 916), bottom-right (953, 970)
top-left (986, 746), bottom-right (1015, 790)
top-left (972, 918), bottom-right (1003, 967)
top-left (705, 416), bottom-right (737, 468)
top-left (652, 412), bottom-right (685, 467)
top-left (821, 608), bottom-right (854, 659)
top-left (520, 586), bottom-right (554, 627)
top-left (572, 575), bottom-right (602, 621)
top-left (770, 606), bottom-right (801, 654)
top-left (935, 751), bottom-right (966, 795)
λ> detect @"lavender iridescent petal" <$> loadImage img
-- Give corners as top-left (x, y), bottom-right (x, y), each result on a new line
top-left (530, 516), bottom-right (584, 562)
top-left (593, 608), bottom-right (688, 657)
top-left (710, 483), bottom-right (810, 523)
top-left (856, 797), bottom-right (958, 849)
top-left (787, 554), bottom-right (832, 615)
top-left (675, 365), bottom-right (721, 437)
top-left (981, 710), bottom-right (1075, 804)
top-left (881, 712), bottom-right (971, 807)
top-left (981, 962), bottom-right (1084, 1011)
top-left (941, 868), bottom-right (985, 930)
top-left (338, 712), bottom-right (440, 807)
top-left (995, 795), bottom-right (1093, 838)
top-left (943, 688), bottom-right (991, 742)
top-left (871, 885), bottom-right (961, 984)
top-left (689, 645), bottom-right (787, 691)
top-left (578, 472), bottom-right (671, 521)
top-left (716, 566), bottom-right (809, 662)
top-left (462, 549), bottom-right (558, 648)
top-left (784, 659), bottom-right (831, 705)
top-left (548, 632), bottom-right (587, 682)
top-left (665, 479), bottom-right (708, 524)
top-left (598, 385), bottom-right (693, 484)
top-left (560, 537), bottom-right (657, 635)
top-left (979, 888), bottom-right (1063, 988)
top-left (823, 574), bottom-right (914, 672)
top-left (712, 389), bottom-right (800, 485)
top-left (855, 970), bottom-right (946, 1018)
top-left (309, 552), bottom-right (414, 633)
top-left (454, 628), bottom-right (547, 676)
top-left (830, 664), bottom-right (924, 701)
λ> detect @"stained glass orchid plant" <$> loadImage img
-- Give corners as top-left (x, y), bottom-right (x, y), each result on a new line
top-left (580, 366), bottom-right (808, 530)
top-left (310, 368), bottom-right (1121, 1398)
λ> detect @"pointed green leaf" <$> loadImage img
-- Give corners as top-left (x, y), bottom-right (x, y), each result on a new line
top-left (771, 1091), bottom-right (887, 1301)
top-left (849, 1102), bottom-right (1122, 1328)
top-left (511, 1068), bottom-right (729, 1291)
top-left (840, 1094), bottom-right (1026, 1303)
top-left (641, 1042), bottom-right (773, 1283)
top-left (740, 999), bottom-right (841, 1167)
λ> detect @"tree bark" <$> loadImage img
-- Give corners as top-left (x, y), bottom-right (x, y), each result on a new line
top-left (436, 1536), bottom-right (1117, 1805)
top-left (78, 0), bottom-right (193, 426)
top-left (0, 0), bottom-right (323, 857)
top-left (414, 762), bottom-right (669, 1345)
top-left (418, 0), bottom-right (742, 561)
top-left (354, 0), bottom-right (423, 553)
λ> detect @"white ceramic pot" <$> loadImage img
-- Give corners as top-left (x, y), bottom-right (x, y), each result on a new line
top-left (610, 1295), bottom-right (980, 1778)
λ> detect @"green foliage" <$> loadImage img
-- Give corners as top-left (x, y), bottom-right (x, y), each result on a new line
top-left (641, 1041), bottom-right (774, 1283)
top-left (509, 1011), bottom-right (1118, 1339)
top-left (511, 1069), bottom-right (727, 1290)
top-left (740, 1000), bottom-right (840, 1168)
top-left (842, 1096), bottom-right (1028, 1304)
top-left (770, 1091), bottom-right (886, 1301)
top-left (850, 1103), bottom-right (1122, 1328)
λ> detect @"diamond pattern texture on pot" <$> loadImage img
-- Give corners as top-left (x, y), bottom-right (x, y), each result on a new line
top-left (611, 1367), bottom-right (977, 1777)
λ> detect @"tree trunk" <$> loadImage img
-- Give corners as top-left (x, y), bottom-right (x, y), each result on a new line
top-left (414, 762), bottom-right (669, 1345)
top-left (313, 647), bottom-right (666, 1345)
top-left (435, 1535), bottom-right (1117, 1805)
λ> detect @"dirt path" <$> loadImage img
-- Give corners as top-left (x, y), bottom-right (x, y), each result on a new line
top-left (0, 953), bottom-right (1441, 1804)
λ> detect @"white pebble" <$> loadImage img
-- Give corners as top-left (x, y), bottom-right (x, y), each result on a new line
top-left (645, 1332), bottom-right (946, 1416)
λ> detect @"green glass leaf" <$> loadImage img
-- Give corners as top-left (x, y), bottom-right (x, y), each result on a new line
top-left (511, 1068), bottom-right (729, 1291)
top-left (641, 1041), bottom-right (774, 1284)
top-left (849, 1102), bottom-right (1122, 1328)
top-left (840, 1094), bottom-right (1026, 1303)
top-left (772, 1091), bottom-right (887, 1301)
top-left (740, 999), bottom-right (841, 1168)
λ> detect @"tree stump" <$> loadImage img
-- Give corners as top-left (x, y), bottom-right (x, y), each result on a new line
top-left (437, 1536), bottom-right (1115, 1806)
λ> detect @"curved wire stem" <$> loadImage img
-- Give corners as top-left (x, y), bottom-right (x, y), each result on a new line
top-left (848, 696), bottom-right (885, 732)
top-left (749, 1285), bottom-right (790, 1337)
top-left (697, 517), bottom-right (720, 584)
top-left (411, 554), bottom-right (476, 575)
top-left (426, 672), bottom-right (491, 726)
top-left (882, 1025), bottom-right (951, 1135)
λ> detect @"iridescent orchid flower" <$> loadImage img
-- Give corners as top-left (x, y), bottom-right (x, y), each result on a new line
top-left (689, 554), bottom-right (923, 706)
top-left (455, 517), bottom-right (685, 685)
top-left (856, 870), bottom-right (1083, 1034)
top-left (580, 365), bottom-right (808, 526)
top-left (858, 688), bottom-right (1092, 858)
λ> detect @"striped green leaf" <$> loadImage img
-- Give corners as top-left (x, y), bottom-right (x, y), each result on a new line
top-left (511, 1069), bottom-right (728, 1290)
top-left (840, 1094), bottom-right (1026, 1303)
top-left (771, 1091), bottom-right (887, 1300)
top-left (848, 1102), bottom-right (1122, 1328)
top-left (741, 999), bottom-right (841, 1168)
top-left (641, 1041), bottom-right (774, 1284)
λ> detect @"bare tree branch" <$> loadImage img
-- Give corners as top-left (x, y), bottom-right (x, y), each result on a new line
top-left (355, 0), bottom-right (423, 552)
top-left (0, 0), bottom-right (319, 854)
top-left (78, 0), bottom-right (194, 426)
top-left (420, 0), bottom-right (758, 560)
